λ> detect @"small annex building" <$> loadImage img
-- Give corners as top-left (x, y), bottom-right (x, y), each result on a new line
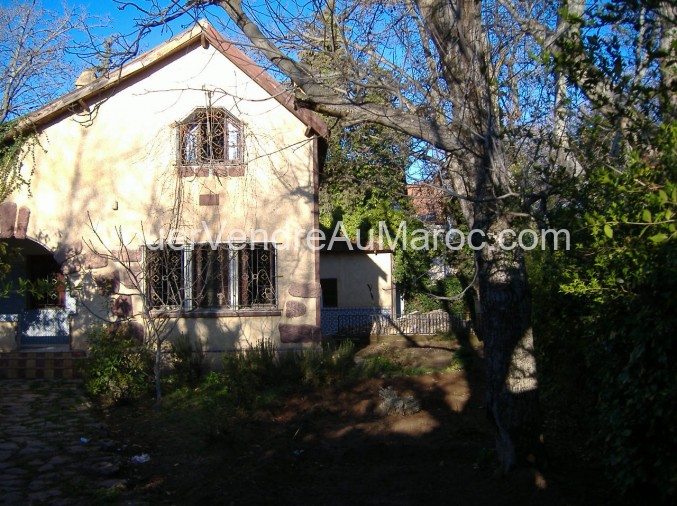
top-left (319, 240), bottom-right (401, 337)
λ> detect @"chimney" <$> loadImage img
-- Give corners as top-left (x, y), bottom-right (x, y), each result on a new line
top-left (75, 69), bottom-right (97, 88)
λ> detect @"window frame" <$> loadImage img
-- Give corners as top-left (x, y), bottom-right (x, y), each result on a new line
top-left (176, 107), bottom-right (244, 177)
top-left (145, 242), bottom-right (279, 316)
top-left (145, 245), bottom-right (189, 311)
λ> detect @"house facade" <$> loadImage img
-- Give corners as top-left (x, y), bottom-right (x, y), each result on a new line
top-left (0, 21), bottom-right (327, 355)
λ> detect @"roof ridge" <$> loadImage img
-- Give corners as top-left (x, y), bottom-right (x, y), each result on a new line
top-left (7, 20), bottom-right (327, 140)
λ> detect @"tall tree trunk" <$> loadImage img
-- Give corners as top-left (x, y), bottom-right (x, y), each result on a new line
top-left (658, 1), bottom-right (676, 119)
top-left (217, 0), bottom-right (545, 471)
top-left (415, 0), bottom-right (544, 470)
top-left (476, 225), bottom-right (543, 471)
top-left (454, 150), bottom-right (544, 471)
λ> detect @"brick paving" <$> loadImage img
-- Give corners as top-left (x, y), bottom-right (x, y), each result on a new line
top-left (0, 380), bottom-right (142, 505)
top-left (0, 351), bottom-right (86, 379)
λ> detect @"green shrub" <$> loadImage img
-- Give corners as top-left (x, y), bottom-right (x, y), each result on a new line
top-left (275, 350), bottom-right (304, 384)
top-left (83, 325), bottom-right (153, 403)
top-left (296, 339), bottom-right (360, 386)
top-left (170, 334), bottom-right (205, 387)
top-left (404, 276), bottom-right (468, 315)
top-left (220, 340), bottom-right (279, 406)
top-left (298, 347), bottom-right (323, 386)
top-left (449, 347), bottom-right (475, 371)
top-left (215, 339), bottom-right (362, 408)
top-left (528, 125), bottom-right (677, 503)
top-left (331, 339), bottom-right (357, 379)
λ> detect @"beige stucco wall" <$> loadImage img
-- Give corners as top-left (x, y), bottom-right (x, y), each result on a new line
top-left (320, 251), bottom-right (394, 309)
top-left (8, 41), bottom-right (320, 351)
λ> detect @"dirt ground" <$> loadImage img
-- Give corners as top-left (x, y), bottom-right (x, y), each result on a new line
top-left (104, 337), bottom-right (618, 506)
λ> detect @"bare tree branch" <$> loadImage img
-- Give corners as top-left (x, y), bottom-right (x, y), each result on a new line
top-left (212, 0), bottom-right (462, 153)
top-left (0, 1), bottom-right (99, 123)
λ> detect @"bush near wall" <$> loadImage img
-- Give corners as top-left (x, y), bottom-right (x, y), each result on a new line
top-left (82, 324), bottom-right (154, 404)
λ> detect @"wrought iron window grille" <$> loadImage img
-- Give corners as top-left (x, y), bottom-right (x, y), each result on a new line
top-left (177, 108), bottom-right (243, 171)
top-left (146, 243), bottom-right (277, 311)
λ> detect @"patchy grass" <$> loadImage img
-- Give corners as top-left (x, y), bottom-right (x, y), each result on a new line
top-left (354, 332), bottom-right (479, 379)
top-left (152, 334), bottom-right (478, 416)
top-left (100, 332), bottom-right (620, 506)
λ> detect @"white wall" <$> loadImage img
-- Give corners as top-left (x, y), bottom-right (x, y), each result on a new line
top-left (320, 251), bottom-right (394, 309)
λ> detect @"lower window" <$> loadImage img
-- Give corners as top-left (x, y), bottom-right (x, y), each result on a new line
top-left (146, 243), bottom-right (277, 310)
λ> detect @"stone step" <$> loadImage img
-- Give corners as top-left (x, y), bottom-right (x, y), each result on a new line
top-left (0, 350), bottom-right (87, 379)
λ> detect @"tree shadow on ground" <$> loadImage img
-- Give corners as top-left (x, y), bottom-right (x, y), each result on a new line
top-left (104, 355), bottom-right (617, 506)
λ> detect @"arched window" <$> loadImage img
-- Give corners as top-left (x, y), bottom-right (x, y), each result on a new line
top-left (178, 108), bottom-right (243, 167)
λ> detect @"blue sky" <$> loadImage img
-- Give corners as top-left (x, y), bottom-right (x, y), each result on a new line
top-left (40, 0), bottom-right (220, 56)
top-left (42, 0), bottom-right (157, 47)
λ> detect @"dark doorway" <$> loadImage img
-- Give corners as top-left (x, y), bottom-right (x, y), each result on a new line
top-left (320, 278), bottom-right (338, 307)
top-left (1, 238), bottom-right (70, 348)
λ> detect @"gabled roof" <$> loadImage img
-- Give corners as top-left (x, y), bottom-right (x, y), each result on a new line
top-left (12, 20), bottom-right (327, 139)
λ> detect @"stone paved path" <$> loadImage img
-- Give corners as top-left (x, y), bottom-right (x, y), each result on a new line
top-left (0, 380), bottom-right (138, 505)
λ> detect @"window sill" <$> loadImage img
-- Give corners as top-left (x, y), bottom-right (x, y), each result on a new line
top-left (179, 165), bottom-right (245, 177)
top-left (149, 308), bottom-right (281, 318)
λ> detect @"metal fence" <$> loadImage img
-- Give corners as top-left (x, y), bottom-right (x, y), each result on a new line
top-left (321, 307), bottom-right (391, 337)
top-left (335, 311), bottom-right (472, 338)
top-left (18, 308), bottom-right (70, 345)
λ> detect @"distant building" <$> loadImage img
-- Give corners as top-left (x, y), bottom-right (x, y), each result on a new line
top-left (407, 184), bottom-right (448, 226)
top-left (319, 240), bottom-right (402, 337)
top-left (407, 183), bottom-right (453, 281)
